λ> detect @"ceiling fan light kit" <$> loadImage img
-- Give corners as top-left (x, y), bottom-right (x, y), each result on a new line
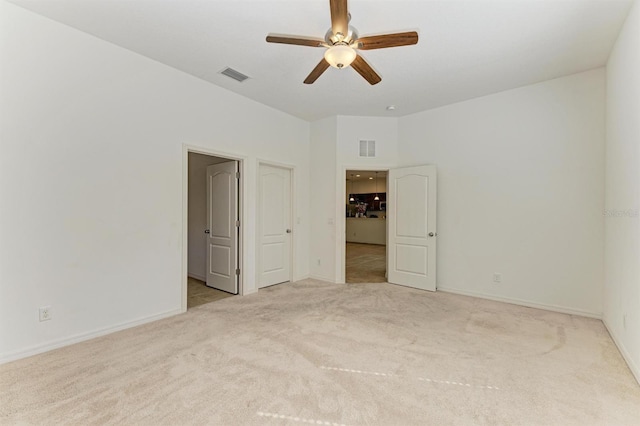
top-left (324, 45), bottom-right (357, 69)
top-left (266, 0), bottom-right (418, 85)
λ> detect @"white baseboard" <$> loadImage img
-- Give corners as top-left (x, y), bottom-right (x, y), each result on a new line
top-left (0, 308), bottom-right (182, 365)
top-left (242, 287), bottom-right (258, 296)
top-left (437, 286), bottom-right (602, 319)
top-left (603, 318), bottom-right (640, 386)
top-left (187, 272), bottom-right (206, 282)
top-left (308, 274), bottom-right (341, 284)
top-left (292, 274), bottom-right (310, 282)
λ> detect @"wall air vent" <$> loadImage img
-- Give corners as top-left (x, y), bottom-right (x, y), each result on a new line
top-left (220, 67), bottom-right (250, 82)
top-left (359, 140), bottom-right (376, 157)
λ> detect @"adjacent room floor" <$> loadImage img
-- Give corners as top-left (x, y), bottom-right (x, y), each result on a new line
top-left (2, 279), bottom-right (639, 425)
top-left (345, 242), bottom-right (386, 283)
top-left (187, 277), bottom-right (234, 308)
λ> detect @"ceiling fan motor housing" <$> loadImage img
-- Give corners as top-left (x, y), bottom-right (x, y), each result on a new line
top-left (325, 26), bottom-right (359, 46)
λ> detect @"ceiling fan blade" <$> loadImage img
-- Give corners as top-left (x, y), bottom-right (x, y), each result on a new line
top-left (266, 35), bottom-right (325, 48)
top-left (355, 31), bottom-right (419, 50)
top-left (330, 0), bottom-right (349, 38)
top-left (304, 58), bottom-right (330, 84)
top-left (351, 54), bottom-right (381, 85)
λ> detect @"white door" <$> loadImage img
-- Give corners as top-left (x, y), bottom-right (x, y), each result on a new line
top-left (388, 165), bottom-right (437, 291)
top-left (258, 164), bottom-right (292, 288)
top-left (205, 161), bottom-right (238, 294)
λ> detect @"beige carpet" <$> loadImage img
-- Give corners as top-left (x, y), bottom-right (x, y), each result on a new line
top-left (1, 279), bottom-right (639, 425)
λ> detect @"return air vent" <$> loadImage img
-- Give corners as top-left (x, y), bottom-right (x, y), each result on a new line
top-left (359, 140), bottom-right (376, 157)
top-left (220, 67), bottom-right (250, 82)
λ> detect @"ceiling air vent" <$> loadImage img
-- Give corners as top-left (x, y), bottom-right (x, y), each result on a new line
top-left (220, 67), bottom-right (250, 82)
top-left (359, 140), bottom-right (376, 157)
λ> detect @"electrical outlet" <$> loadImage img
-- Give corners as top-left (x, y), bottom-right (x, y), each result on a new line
top-left (493, 273), bottom-right (502, 283)
top-left (317, 259), bottom-right (321, 266)
top-left (39, 306), bottom-right (52, 322)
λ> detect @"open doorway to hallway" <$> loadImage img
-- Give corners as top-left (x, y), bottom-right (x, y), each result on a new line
top-left (345, 170), bottom-right (387, 283)
top-left (187, 152), bottom-right (240, 309)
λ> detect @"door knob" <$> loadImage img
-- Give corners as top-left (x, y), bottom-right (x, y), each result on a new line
top-left (428, 232), bottom-right (436, 237)
top-left (286, 229), bottom-right (292, 233)
top-left (204, 229), bottom-right (210, 234)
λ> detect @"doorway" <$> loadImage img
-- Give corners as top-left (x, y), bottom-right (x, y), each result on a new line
top-left (186, 151), bottom-right (241, 309)
top-left (341, 165), bottom-right (438, 291)
top-left (345, 170), bottom-right (388, 283)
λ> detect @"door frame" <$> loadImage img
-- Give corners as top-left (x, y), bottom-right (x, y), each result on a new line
top-left (182, 144), bottom-right (246, 312)
top-left (256, 160), bottom-right (296, 288)
top-left (337, 165), bottom-right (392, 284)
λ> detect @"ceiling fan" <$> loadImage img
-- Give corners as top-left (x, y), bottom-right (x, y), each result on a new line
top-left (266, 0), bottom-right (418, 85)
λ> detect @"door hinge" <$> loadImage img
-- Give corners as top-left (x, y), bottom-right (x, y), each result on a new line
top-left (235, 268), bottom-right (240, 276)
top-left (235, 171), bottom-right (240, 179)
top-left (235, 220), bottom-right (240, 227)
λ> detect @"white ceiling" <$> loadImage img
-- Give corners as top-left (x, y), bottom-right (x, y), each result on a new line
top-left (11, 0), bottom-right (632, 121)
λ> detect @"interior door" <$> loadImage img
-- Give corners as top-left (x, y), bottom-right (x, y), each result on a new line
top-left (258, 164), bottom-right (292, 288)
top-left (388, 165), bottom-right (437, 291)
top-left (205, 161), bottom-right (238, 294)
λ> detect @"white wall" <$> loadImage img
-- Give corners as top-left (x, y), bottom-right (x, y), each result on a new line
top-left (336, 116), bottom-right (399, 167)
top-left (398, 69), bottom-right (606, 317)
top-left (187, 153), bottom-right (230, 281)
top-left (335, 116), bottom-right (399, 281)
top-left (604, 0), bottom-right (640, 383)
top-left (0, 1), bottom-right (310, 362)
top-left (309, 117), bottom-right (338, 281)
top-left (310, 116), bottom-right (399, 282)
